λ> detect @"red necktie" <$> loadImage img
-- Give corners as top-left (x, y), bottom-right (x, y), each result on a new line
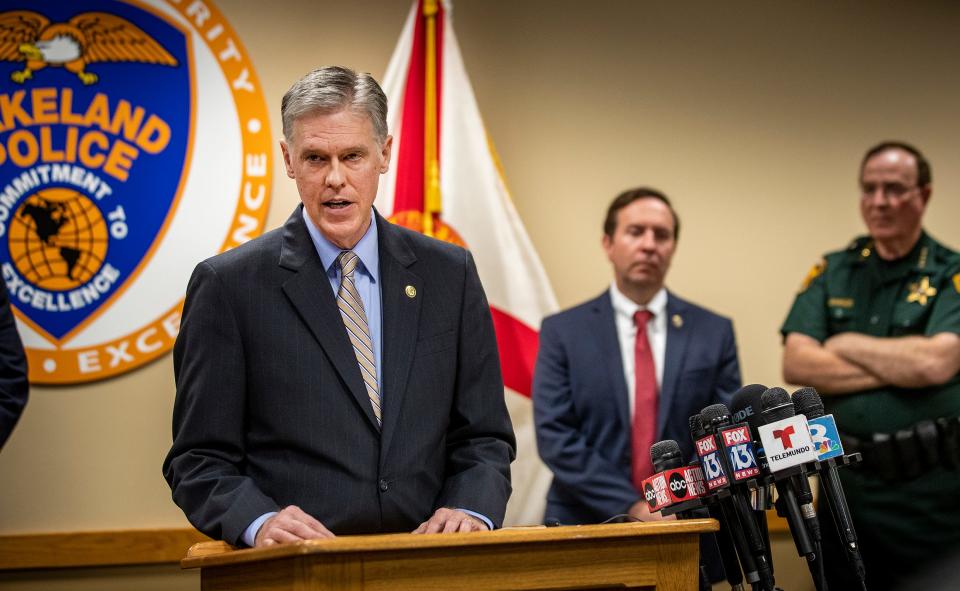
top-left (632, 309), bottom-right (658, 490)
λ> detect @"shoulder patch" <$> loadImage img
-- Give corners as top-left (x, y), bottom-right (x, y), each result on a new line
top-left (800, 259), bottom-right (827, 293)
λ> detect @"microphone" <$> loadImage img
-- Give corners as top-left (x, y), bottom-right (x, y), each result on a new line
top-left (730, 384), bottom-right (773, 520)
top-left (646, 439), bottom-right (716, 591)
top-left (758, 388), bottom-right (820, 537)
top-left (729, 385), bottom-right (775, 558)
top-left (689, 415), bottom-right (752, 591)
top-left (792, 387), bottom-right (867, 588)
top-left (700, 404), bottom-right (776, 591)
top-left (643, 440), bottom-right (708, 518)
top-left (756, 387), bottom-right (825, 590)
top-left (701, 404), bottom-right (762, 484)
top-left (791, 388), bottom-right (844, 461)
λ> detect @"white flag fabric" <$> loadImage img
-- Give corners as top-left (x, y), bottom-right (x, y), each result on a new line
top-left (376, 0), bottom-right (558, 525)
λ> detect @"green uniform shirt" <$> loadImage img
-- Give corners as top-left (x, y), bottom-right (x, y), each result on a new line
top-left (781, 230), bottom-right (960, 435)
top-left (781, 231), bottom-right (960, 574)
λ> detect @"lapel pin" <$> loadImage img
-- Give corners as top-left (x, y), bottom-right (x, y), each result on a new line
top-left (405, 285), bottom-right (417, 298)
top-left (672, 314), bottom-right (683, 328)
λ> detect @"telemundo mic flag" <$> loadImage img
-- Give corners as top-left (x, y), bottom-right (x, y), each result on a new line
top-left (375, 0), bottom-right (558, 525)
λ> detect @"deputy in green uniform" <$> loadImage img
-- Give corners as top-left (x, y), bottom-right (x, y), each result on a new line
top-left (782, 141), bottom-right (960, 590)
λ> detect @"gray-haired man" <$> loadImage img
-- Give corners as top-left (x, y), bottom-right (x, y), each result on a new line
top-left (164, 66), bottom-right (515, 547)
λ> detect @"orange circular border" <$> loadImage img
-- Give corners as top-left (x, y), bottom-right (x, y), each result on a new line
top-left (22, 0), bottom-right (272, 384)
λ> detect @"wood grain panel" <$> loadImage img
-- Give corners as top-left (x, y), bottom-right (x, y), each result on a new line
top-left (183, 520), bottom-right (718, 568)
top-left (0, 515), bottom-right (780, 573)
top-left (189, 522), bottom-right (714, 591)
top-left (358, 536), bottom-right (684, 591)
top-left (0, 528), bottom-right (210, 570)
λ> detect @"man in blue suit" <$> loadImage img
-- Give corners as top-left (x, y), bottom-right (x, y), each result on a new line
top-left (533, 187), bottom-right (740, 525)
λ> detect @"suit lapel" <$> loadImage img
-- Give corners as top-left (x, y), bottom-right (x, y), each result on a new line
top-left (594, 293), bottom-right (630, 435)
top-left (279, 206), bottom-right (380, 431)
top-left (376, 214), bottom-right (421, 455)
top-left (659, 292), bottom-right (690, 435)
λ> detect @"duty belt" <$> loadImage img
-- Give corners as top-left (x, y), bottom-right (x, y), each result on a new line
top-left (839, 416), bottom-right (960, 482)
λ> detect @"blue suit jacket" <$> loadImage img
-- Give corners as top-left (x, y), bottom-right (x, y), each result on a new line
top-left (533, 289), bottom-right (740, 524)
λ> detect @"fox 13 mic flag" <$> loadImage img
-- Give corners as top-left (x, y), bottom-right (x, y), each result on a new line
top-left (375, 0), bottom-right (559, 525)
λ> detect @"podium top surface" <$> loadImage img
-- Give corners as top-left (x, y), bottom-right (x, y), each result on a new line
top-left (181, 519), bottom-right (718, 569)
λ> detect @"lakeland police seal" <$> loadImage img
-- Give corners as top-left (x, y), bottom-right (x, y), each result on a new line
top-left (0, 1), bottom-right (272, 383)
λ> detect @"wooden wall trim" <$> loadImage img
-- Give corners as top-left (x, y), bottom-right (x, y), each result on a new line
top-left (0, 528), bottom-right (210, 571)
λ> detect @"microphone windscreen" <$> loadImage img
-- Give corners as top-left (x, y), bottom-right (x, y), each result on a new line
top-left (791, 387), bottom-right (825, 419)
top-left (700, 403), bottom-right (731, 426)
top-left (650, 439), bottom-right (683, 472)
top-left (650, 439), bottom-right (681, 461)
top-left (760, 387), bottom-right (794, 423)
top-left (730, 384), bottom-right (768, 436)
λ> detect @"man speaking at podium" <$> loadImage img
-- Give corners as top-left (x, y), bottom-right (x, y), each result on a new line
top-left (164, 66), bottom-right (515, 548)
top-left (782, 142), bottom-right (960, 589)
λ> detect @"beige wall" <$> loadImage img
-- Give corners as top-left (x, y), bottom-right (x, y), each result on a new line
top-left (2, 1), bottom-right (959, 588)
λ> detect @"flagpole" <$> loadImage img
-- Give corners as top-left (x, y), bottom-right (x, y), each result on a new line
top-left (422, 0), bottom-right (441, 237)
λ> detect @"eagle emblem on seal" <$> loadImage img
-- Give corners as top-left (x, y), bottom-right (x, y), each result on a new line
top-left (0, 10), bottom-right (178, 85)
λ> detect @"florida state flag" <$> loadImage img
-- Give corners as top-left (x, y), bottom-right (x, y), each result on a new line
top-left (376, 0), bottom-right (558, 525)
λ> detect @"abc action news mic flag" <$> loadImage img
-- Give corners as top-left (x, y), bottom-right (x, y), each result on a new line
top-left (642, 440), bottom-right (707, 515)
top-left (375, 0), bottom-right (559, 525)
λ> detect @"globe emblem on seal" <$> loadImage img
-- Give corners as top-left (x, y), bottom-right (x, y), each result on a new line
top-left (0, 0), bottom-right (273, 383)
top-left (7, 188), bottom-right (108, 291)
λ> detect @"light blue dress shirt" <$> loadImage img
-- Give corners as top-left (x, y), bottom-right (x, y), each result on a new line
top-left (302, 207), bottom-right (383, 391)
top-left (241, 209), bottom-right (489, 546)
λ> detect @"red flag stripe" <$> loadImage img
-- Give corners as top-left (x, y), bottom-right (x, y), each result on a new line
top-left (490, 306), bottom-right (539, 398)
top-left (392, 2), bottom-right (425, 213)
top-left (392, 0), bottom-right (444, 214)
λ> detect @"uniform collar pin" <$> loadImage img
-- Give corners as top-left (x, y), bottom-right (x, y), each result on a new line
top-left (405, 285), bottom-right (417, 298)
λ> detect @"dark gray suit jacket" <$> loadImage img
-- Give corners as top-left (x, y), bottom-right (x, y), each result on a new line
top-left (163, 207), bottom-right (515, 545)
top-left (0, 283), bottom-right (27, 450)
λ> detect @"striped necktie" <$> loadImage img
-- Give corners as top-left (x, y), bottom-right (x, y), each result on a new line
top-left (336, 251), bottom-right (381, 426)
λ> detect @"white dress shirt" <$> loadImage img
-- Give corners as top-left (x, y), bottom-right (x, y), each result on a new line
top-left (609, 284), bottom-right (667, 420)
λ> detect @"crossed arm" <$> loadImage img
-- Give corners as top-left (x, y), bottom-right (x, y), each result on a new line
top-left (783, 331), bottom-right (960, 395)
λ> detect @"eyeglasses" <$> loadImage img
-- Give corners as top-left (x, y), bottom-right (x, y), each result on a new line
top-left (860, 182), bottom-right (919, 201)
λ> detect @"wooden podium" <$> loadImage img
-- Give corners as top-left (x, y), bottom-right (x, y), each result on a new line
top-left (181, 519), bottom-right (717, 591)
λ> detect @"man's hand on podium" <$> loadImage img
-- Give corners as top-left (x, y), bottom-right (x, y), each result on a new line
top-left (628, 500), bottom-right (675, 522)
top-left (412, 507), bottom-right (489, 534)
top-left (255, 505), bottom-right (335, 547)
